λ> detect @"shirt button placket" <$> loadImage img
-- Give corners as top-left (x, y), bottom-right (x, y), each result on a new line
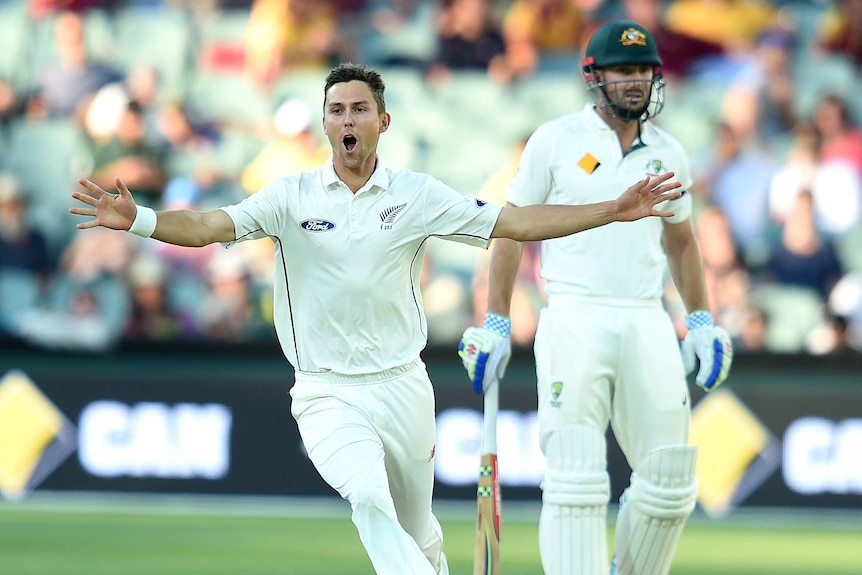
top-left (349, 198), bottom-right (358, 235)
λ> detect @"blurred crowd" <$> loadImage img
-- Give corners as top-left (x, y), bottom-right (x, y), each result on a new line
top-left (1, 0), bottom-right (861, 355)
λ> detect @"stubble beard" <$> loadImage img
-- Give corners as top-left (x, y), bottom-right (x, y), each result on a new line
top-left (618, 100), bottom-right (648, 119)
top-left (605, 82), bottom-right (651, 120)
top-left (337, 144), bottom-right (372, 172)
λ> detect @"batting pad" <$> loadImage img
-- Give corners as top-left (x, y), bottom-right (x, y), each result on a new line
top-left (611, 445), bottom-right (698, 575)
top-left (539, 424), bottom-right (611, 575)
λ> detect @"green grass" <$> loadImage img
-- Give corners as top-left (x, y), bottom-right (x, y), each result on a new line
top-left (1, 500), bottom-right (860, 574)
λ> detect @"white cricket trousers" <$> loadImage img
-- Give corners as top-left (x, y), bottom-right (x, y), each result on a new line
top-left (290, 358), bottom-right (448, 575)
top-left (535, 295), bottom-right (690, 465)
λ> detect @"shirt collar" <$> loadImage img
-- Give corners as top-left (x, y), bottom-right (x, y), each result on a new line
top-left (322, 159), bottom-right (340, 189)
top-left (322, 156), bottom-right (391, 193)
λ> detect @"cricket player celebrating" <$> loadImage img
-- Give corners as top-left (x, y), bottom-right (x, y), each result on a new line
top-left (71, 63), bottom-right (683, 575)
top-left (459, 20), bottom-right (733, 575)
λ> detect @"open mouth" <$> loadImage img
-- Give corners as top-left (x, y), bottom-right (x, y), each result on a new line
top-left (343, 135), bottom-right (357, 152)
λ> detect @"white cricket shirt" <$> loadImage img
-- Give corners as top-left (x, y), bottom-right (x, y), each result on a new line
top-left (221, 159), bottom-right (502, 375)
top-left (505, 104), bottom-right (693, 301)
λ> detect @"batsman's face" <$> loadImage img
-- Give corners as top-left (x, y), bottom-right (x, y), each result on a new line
top-left (599, 65), bottom-right (654, 118)
top-left (323, 81), bottom-right (390, 172)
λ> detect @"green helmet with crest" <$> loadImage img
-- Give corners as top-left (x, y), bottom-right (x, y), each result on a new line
top-left (581, 20), bottom-right (665, 121)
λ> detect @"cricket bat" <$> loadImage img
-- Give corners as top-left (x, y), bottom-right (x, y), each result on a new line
top-left (473, 378), bottom-right (501, 575)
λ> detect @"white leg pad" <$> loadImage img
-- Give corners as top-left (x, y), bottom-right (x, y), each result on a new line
top-left (611, 445), bottom-right (698, 575)
top-left (539, 424), bottom-right (611, 575)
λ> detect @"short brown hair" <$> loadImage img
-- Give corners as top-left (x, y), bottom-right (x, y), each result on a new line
top-left (324, 63), bottom-right (387, 115)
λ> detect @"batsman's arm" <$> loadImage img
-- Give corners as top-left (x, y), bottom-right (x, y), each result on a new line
top-left (662, 218), bottom-right (709, 314)
top-left (71, 178), bottom-right (235, 247)
top-left (459, 215), bottom-right (520, 395)
top-left (664, 218), bottom-right (734, 390)
top-left (485, 222), bottom-right (523, 318)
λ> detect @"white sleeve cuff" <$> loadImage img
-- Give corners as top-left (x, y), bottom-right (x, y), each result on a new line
top-left (128, 205), bottom-right (157, 238)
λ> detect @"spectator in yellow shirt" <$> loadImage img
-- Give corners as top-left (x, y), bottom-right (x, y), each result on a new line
top-left (240, 99), bottom-right (330, 194)
top-left (502, 0), bottom-right (586, 79)
top-left (664, 0), bottom-right (777, 52)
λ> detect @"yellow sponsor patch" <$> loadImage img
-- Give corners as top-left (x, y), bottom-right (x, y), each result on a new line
top-left (577, 153), bottom-right (600, 174)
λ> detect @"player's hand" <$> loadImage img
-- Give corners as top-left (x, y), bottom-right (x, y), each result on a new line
top-left (615, 172), bottom-right (682, 222)
top-left (458, 313), bottom-right (512, 394)
top-left (70, 178), bottom-right (137, 231)
top-left (680, 310), bottom-right (733, 391)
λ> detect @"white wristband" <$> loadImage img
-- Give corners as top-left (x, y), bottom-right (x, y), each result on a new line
top-left (128, 206), bottom-right (157, 238)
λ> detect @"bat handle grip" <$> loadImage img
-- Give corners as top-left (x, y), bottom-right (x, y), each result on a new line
top-left (482, 379), bottom-right (499, 454)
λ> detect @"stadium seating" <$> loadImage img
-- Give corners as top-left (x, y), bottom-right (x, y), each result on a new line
top-left (3, 118), bottom-right (92, 255)
top-left (113, 5), bottom-right (195, 97)
top-left (0, 0), bottom-right (857, 352)
top-left (0, 268), bottom-right (40, 334)
top-left (0, 1), bottom-right (30, 91)
top-left (835, 221), bottom-right (862, 273)
top-left (750, 284), bottom-right (825, 352)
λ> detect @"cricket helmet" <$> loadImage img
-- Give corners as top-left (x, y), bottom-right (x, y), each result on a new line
top-left (581, 20), bottom-right (665, 121)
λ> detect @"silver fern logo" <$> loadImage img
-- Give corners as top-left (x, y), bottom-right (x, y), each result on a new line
top-left (379, 203), bottom-right (407, 230)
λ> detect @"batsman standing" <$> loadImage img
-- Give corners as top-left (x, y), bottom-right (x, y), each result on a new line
top-left (71, 63), bottom-right (682, 575)
top-left (459, 20), bottom-right (733, 575)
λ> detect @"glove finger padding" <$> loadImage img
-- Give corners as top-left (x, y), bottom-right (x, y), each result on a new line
top-left (458, 326), bottom-right (511, 394)
top-left (488, 333), bottom-right (511, 381)
top-left (458, 327), bottom-right (488, 393)
top-left (699, 326), bottom-right (733, 391)
top-left (681, 326), bottom-right (733, 391)
top-left (680, 336), bottom-right (697, 375)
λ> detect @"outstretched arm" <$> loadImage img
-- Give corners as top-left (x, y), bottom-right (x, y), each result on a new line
top-left (70, 178), bottom-right (236, 247)
top-left (490, 172), bottom-right (681, 241)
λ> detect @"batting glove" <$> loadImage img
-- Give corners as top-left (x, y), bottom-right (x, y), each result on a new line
top-left (458, 312), bottom-right (512, 394)
top-left (680, 310), bottom-right (734, 391)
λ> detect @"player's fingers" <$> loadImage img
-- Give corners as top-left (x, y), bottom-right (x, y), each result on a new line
top-left (652, 190), bottom-right (682, 204)
top-left (70, 190), bottom-right (98, 206)
top-left (628, 175), bottom-right (651, 194)
top-left (116, 178), bottom-right (132, 198)
top-left (76, 218), bottom-right (100, 230)
top-left (646, 171), bottom-right (675, 188)
top-left (78, 178), bottom-right (107, 197)
top-left (652, 182), bottom-right (681, 196)
top-left (652, 209), bottom-right (676, 218)
top-left (69, 206), bottom-right (96, 217)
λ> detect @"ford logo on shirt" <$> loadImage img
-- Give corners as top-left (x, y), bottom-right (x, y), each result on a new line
top-left (300, 219), bottom-right (336, 232)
